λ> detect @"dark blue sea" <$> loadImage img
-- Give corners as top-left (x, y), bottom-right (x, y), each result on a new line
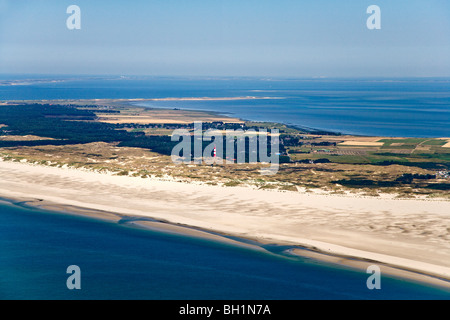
top-left (0, 201), bottom-right (449, 300)
top-left (0, 75), bottom-right (449, 137)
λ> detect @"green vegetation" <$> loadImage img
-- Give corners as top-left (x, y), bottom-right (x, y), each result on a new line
top-left (0, 104), bottom-right (286, 162)
top-left (423, 139), bottom-right (447, 146)
top-left (223, 180), bottom-right (241, 187)
top-left (378, 138), bottom-right (428, 144)
top-left (1, 102), bottom-right (448, 198)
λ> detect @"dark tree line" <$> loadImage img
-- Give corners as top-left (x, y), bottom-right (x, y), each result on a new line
top-left (0, 104), bottom-right (288, 162)
top-left (0, 104), bottom-right (175, 153)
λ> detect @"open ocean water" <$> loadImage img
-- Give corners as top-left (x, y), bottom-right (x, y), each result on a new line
top-left (0, 75), bottom-right (450, 299)
top-left (0, 201), bottom-right (449, 300)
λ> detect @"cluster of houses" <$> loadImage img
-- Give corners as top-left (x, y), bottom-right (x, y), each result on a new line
top-left (436, 170), bottom-right (450, 179)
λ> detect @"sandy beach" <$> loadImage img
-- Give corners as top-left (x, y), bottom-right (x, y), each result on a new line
top-left (0, 159), bottom-right (449, 288)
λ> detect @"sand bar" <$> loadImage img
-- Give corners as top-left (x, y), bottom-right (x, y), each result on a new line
top-left (338, 141), bottom-right (384, 146)
top-left (0, 160), bottom-right (449, 289)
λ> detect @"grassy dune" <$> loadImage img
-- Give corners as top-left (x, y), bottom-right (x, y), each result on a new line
top-left (0, 101), bottom-right (449, 199)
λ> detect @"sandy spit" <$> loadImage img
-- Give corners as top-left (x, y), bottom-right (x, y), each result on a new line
top-left (0, 160), bottom-right (449, 289)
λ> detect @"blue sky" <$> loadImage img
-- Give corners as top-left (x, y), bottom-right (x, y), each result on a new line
top-left (0, 0), bottom-right (449, 77)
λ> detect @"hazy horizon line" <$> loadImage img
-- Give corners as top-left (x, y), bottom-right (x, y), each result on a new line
top-left (2, 73), bottom-right (450, 81)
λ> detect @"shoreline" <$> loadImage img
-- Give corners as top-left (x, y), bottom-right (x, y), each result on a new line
top-left (0, 160), bottom-right (449, 292)
top-left (4, 98), bottom-right (447, 138)
top-left (3, 194), bottom-right (450, 291)
top-left (0, 98), bottom-right (384, 137)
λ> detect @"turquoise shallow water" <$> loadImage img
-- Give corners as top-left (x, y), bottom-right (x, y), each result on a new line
top-left (0, 201), bottom-right (449, 300)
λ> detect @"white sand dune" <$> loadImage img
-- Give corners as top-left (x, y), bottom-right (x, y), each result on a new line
top-left (0, 160), bottom-right (449, 287)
